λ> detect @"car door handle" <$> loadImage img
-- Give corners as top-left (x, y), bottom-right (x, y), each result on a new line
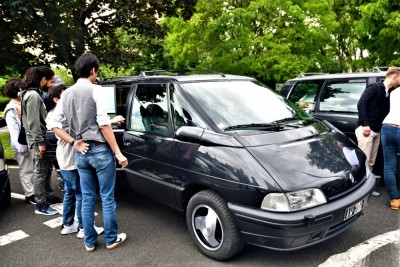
top-left (124, 141), bottom-right (131, 146)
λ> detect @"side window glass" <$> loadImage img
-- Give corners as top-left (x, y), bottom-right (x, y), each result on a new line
top-left (319, 79), bottom-right (367, 113)
top-left (288, 81), bottom-right (323, 110)
top-left (169, 84), bottom-right (209, 131)
top-left (129, 84), bottom-right (169, 136)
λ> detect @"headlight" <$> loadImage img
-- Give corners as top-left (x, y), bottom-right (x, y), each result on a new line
top-left (261, 188), bottom-right (327, 212)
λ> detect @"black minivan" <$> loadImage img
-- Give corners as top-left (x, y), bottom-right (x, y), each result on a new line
top-left (47, 74), bottom-right (376, 260)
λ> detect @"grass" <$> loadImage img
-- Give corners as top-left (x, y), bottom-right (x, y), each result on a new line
top-left (0, 131), bottom-right (15, 160)
top-left (0, 111), bottom-right (15, 160)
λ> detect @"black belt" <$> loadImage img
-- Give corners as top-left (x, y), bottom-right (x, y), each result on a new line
top-left (86, 140), bottom-right (106, 146)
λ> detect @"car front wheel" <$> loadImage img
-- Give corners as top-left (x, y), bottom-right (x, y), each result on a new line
top-left (186, 190), bottom-right (244, 260)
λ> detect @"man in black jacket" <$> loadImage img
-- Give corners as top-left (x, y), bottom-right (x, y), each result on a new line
top-left (356, 67), bottom-right (400, 196)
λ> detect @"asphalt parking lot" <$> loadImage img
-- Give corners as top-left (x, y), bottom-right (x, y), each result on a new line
top-left (0, 166), bottom-right (399, 267)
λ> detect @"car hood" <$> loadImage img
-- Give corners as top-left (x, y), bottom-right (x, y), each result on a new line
top-left (236, 126), bottom-right (367, 197)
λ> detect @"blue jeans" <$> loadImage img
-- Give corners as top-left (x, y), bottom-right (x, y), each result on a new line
top-left (61, 169), bottom-right (82, 228)
top-left (75, 143), bottom-right (118, 247)
top-left (381, 125), bottom-right (400, 199)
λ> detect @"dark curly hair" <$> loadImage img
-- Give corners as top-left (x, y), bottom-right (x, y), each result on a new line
top-left (48, 84), bottom-right (67, 103)
top-left (22, 66), bottom-right (54, 90)
top-left (4, 77), bottom-right (22, 98)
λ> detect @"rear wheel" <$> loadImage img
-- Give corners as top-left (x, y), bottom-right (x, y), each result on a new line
top-left (186, 190), bottom-right (244, 260)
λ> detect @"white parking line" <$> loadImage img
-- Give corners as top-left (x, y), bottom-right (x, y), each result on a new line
top-left (11, 192), bottom-right (25, 200)
top-left (319, 229), bottom-right (400, 267)
top-left (43, 217), bottom-right (64, 228)
top-left (0, 230), bottom-right (29, 246)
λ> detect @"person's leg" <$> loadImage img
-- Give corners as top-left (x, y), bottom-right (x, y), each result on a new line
top-left (32, 146), bottom-right (49, 204)
top-left (369, 131), bottom-right (381, 169)
top-left (381, 125), bottom-right (400, 201)
top-left (15, 151), bottom-right (34, 197)
top-left (90, 144), bottom-right (118, 246)
top-left (356, 126), bottom-right (374, 169)
top-left (44, 157), bottom-right (54, 198)
top-left (74, 170), bottom-right (83, 229)
top-left (75, 151), bottom-right (97, 248)
top-left (60, 170), bottom-right (77, 227)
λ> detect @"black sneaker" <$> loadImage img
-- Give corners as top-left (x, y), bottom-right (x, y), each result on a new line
top-left (46, 195), bottom-right (63, 204)
top-left (35, 203), bottom-right (58, 215)
top-left (25, 195), bottom-right (36, 205)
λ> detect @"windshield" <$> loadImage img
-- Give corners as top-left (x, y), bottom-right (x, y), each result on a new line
top-left (180, 80), bottom-right (310, 131)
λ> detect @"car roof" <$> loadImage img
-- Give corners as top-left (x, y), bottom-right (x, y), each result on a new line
top-left (286, 72), bottom-right (386, 82)
top-left (99, 74), bottom-right (256, 85)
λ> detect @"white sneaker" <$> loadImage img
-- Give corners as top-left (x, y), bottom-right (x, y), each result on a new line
top-left (106, 233), bottom-right (127, 250)
top-left (77, 225), bottom-right (104, 239)
top-left (61, 222), bottom-right (79, 235)
top-left (77, 228), bottom-right (84, 239)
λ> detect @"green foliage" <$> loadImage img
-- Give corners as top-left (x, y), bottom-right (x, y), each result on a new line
top-left (354, 0), bottom-right (400, 66)
top-left (99, 64), bottom-right (136, 78)
top-left (53, 67), bottom-right (74, 86)
top-left (1, 1), bottom-right (197, 80)
top-left (0, 131), bottom-right (15, 160)
top-left (164, 0), bottom-right (336, 82)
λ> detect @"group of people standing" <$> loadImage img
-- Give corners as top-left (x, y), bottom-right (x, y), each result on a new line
top-left (356, 66), bottom-right (400, 210)
top-left (3, 52), bottom-right (128, 252)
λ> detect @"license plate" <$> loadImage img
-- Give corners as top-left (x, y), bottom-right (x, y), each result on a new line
top-left (344, 197), bottom-right (368, 221)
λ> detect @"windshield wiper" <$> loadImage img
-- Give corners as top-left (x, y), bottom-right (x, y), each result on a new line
top-left (273, 117), bottom-right (302, 123)
top-left (223, 123), bottom-right (284, 132)
top-left (272, 117), bottom-right (303, 128)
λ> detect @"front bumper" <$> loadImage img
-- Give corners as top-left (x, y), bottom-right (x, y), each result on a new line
top-left (228, 173), bottom-right (375, 251)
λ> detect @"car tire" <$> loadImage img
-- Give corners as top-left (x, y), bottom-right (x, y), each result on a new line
top-left (0, 176), bottom-right (11, 210)
top-left (186, 190), bottom-right (244, 260)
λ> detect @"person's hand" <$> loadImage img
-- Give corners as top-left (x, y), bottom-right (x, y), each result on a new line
top-left (38, 145), bottom-right (47, 157)
top-left (362, 126), bottom-right (371, 137)
top-left (17, 145), bottom-right (28, 156)
top-left (73, 139), bottom-right (89, 154)
top-left (115, 153), bottom-right (128, 167)
top-left (111, 115), bottom-right (125, 126)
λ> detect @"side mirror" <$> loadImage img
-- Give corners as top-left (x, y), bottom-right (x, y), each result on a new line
top-left (176, 126), bottom-right (204, 143)
top-left (176, 126), bottom-right (242, 147)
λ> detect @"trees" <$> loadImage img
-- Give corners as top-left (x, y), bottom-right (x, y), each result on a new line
top-left (164, 0), bottom-right (337, 83)
top-left (354, 0), bottom-right (400, 67)
top-left (0, 0), bottom-right (196, 79)
top-left (1, 0), bottom-right (400, 83)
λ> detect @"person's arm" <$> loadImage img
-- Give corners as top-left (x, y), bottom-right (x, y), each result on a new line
top-left (93, 85), bottom-right (128, 167)
top-left (51, 127), bottom-right (89, 153)
top-left (4, 109), bottom-right (27, 155)
top-left (49, 97), bottom-right (89, 154)
top-left (99, 125), bottom-right (128, 167)
top-left (25, 93), bottom-right (45, 146)
top-left (357, 85), bottom-right (375, 136)
top-left (110, 115), bottom-right (125, 126)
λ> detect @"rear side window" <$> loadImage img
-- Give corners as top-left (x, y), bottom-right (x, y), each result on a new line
top-left (288, 80), bottom-right (324, 110)
top-left (318, 79), bottom-right (367, 113)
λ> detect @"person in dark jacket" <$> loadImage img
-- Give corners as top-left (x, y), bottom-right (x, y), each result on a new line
top-left (355, 67), bottom-right (400, 197)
